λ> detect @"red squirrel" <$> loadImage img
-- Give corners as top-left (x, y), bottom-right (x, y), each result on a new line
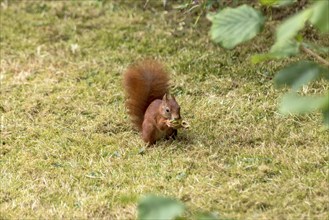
top-left (123, 59), bottom-right (182, 145)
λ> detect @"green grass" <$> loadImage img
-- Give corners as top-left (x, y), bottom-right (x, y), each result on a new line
top-left (1, 1), bottom-right (328, 219)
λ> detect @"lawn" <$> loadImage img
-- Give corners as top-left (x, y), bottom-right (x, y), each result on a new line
top-left (0, 1), bottom-right (328, 219)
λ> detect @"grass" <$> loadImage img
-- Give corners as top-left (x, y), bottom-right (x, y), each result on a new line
top-left (1, 1), bottom-right (328, 219)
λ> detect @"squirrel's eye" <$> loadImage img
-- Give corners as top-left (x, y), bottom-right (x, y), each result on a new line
top-left (165, 108), bottom-right (170, 113)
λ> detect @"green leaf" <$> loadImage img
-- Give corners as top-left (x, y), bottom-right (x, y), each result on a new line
top-left (209, 5), bottom-right (265, 49)
top-left (259, 0), bottom-right (277, 5)
top-left (320, 68), bottom-right (329, 80)
top-left (279, 93), bottom-right (329, 115)
top-left (274, 61), bottom-right (322, 90)
top-left (274, 8), bottom-right (312, 44)
top-left (323, 110), bottom-right (329, 126)
top-left (137, 195), bottom-right (185, 220)
top-left (252, 41), bottom-right (299, 63)
top-left (251, 53), bottom-right (273, 64)
top-left (309, 0), bottom-right (329, 33)
top-left (269, 40), bottom-right (300, 58)
top-left (270, 8), bottom-right (311, 56)
top-left (259, 0), bottom-right (278, 5)
top-left (260, 0), bottom-right (296, 7)
top-left (197, 212), bottom-right (219, 220)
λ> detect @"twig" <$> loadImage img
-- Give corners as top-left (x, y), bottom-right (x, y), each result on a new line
top-left (143, 0), bottom-right (149, 10)
top-left (300, 45), bottom-right (329, 67)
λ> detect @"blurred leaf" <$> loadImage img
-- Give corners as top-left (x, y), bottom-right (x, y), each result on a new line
top-left (251, 53), bottom-right (273, 64)
top-left (323, 110), bottom-right (329, 126)
top-left (274, 8), bottom-right (311, 45)
top-left (320, 68), bottom-right (329, 80)
top-left (309, 0), bottom-right (329, 33)
top-left (280, 93), bottom-right (329, 115)
top-left (270, 40), bottom-right (300, 58)
top-left (270, 8), bottom-right (311, 56)
top-left (260, 0), bottom-right (296, 7)
top-left (274, 61), bottom-right (323, 90)
top-left (259, 0), bottom-right (277, 5)
top-left (209, 5), bottom-right (264, 49)
top-left (197, 212), bottom-right (219, 220)
top-left (295, 34), bottom-right (303, 43)
top-left (138, 195), bottom-right (185, 220)
top-left (252, 41), bottom-right (299, 63)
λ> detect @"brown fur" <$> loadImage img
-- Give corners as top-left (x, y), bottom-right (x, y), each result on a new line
top-left (123, 59), bottom-right (169, 131)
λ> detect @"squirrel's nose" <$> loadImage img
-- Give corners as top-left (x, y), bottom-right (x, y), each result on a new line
top-left (172, 115), bottom-right (181, 120)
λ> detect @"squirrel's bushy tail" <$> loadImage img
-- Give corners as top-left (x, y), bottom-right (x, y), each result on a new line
top-left (123, 59), bottom-right (169, 131)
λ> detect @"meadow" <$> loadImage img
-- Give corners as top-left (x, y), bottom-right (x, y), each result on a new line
top-left (0, 1), bottom-right (328, 219)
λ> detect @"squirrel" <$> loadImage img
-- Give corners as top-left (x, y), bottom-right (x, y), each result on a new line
top-left (123, 59), bottom-right (182, 145)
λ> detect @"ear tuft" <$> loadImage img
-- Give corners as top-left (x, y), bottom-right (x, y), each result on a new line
top-left (171, 94), bottom-right (176, 101)
top-left (162, 94), bottom-right (168, 102)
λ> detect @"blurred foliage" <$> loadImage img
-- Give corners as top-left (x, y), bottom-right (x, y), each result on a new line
top-left (137, 195), bottom-right (222, 220)
top-left (208, 0), bottom-right (329, 126)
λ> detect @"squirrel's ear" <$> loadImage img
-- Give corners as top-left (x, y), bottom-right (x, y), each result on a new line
top-left (171, 95), bottom-right (176, 101)
top-left (166, 93), bottom-right (173, 99)
top-left (162, 94), bottom-right (168, 102)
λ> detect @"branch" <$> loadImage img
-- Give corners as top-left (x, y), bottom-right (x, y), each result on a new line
top-left (143, 0), bottom-right (150, 9)
top-left (300, 45), bottom-right (329, 67)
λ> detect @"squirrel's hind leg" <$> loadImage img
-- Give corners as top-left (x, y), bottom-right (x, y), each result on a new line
top-left (142, 122), bottom-right (157, 146)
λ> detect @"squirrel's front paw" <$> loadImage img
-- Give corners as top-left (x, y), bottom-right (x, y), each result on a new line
top-left (165, 120), bottom-right (173, 127)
